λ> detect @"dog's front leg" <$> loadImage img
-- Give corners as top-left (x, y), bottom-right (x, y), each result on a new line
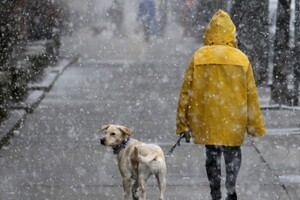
top-left (123, 177), bottom-right (131, 200)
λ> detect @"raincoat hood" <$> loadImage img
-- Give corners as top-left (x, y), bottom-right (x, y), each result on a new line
top-left (204, 10), bottom-right (237, 48)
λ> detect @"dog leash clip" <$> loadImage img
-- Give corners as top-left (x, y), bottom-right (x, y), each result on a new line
top-left (166, 134), bottom-right (185, 158)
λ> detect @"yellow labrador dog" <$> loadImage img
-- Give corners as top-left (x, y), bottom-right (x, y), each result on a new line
top-left (100, 124), bottom-right (166, 200)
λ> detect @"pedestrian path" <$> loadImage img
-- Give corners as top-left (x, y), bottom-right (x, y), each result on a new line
top-left (0, 24), bottom-right (300, 200)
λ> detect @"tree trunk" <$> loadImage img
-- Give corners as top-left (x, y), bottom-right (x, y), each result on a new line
top-left (292, 0), bottom-right (300, 106)
top-left (193, 0), bottom-right (229, 42)
top-left (230, 0), bottom-right (269, 86)
top-left (271, 0), bottom-right (291, 105)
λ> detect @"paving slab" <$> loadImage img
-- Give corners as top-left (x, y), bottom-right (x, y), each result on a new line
top-left (253, 134), bottom-right (300, 200)
top-left (283, 184), bottom-right (300, 200)
top-left (253, 135), bottom-right (300, 172)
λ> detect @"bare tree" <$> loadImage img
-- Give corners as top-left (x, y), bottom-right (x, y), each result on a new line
top-left (271, 0), bottom-right (291, 105)
top-left (230, 0), bottom-right (269, 85)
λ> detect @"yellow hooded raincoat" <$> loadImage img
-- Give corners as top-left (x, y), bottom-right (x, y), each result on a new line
top-left (176, 10), bottom-right (266, 146)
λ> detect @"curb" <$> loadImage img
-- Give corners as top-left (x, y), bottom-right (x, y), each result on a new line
top-left (0, 110), bottom-right (26, 147)
top-left (8, 90), bottom-right (45, 112)
top-left (0, 56), bottom-right (78, 149)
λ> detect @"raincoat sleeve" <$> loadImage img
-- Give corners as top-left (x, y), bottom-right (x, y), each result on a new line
top-left (246, 64), bottom-right (266, 137)
top-left (176, 59), bottom-right (194, 134)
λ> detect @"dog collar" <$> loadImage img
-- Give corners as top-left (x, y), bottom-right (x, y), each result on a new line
top-left (112, 137), bottom-right (132, 155)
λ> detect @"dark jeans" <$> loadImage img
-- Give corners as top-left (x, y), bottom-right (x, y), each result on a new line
top-left (205, 145), bottom-right (241, 200)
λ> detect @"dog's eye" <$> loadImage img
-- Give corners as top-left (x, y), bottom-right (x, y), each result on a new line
top-left (111, 132), bottom-right (116, 136)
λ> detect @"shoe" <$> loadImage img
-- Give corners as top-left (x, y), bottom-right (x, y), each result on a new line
top-left (226, 192), bottom-right (237, 200)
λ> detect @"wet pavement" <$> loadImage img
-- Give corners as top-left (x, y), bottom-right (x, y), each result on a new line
top-left (1, 15), bottom-right (300, 200)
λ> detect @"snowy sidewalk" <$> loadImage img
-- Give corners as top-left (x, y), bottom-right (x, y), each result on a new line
top-left (0, 57), bottom-right (299, 200)
top-left (0, 20), bottom-right (300, 200)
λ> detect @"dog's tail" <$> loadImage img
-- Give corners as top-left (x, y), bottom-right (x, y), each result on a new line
top-left (134, 147), bottom-right (157, 165)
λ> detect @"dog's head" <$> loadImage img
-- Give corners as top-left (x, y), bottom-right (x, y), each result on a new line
top-left (99, 124), bottom-right (132, 147)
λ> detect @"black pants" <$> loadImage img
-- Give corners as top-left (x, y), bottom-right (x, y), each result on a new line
top-left (205, 145), bottom-right (241, 200)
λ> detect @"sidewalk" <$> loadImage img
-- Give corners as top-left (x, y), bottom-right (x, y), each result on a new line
top-left (0, 57), bottom-right (77, 147)
top-left (0, 24), bottom-right (300, 200)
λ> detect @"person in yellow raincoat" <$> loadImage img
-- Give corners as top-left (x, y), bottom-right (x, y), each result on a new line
top-left (176, 10), bottom-right (266, 200)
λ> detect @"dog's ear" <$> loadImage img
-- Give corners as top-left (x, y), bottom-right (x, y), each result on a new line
top-left (118, 126), bottom-right (132, 136)
top-left (99, 124), bottom-right (110, 132)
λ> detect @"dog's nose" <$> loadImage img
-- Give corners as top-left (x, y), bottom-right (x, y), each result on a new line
top-left (100, 138), bottom-right (105, 145)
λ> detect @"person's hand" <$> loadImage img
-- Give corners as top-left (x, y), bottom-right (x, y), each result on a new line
top-left (180, 131), bottom-right (191, 143)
